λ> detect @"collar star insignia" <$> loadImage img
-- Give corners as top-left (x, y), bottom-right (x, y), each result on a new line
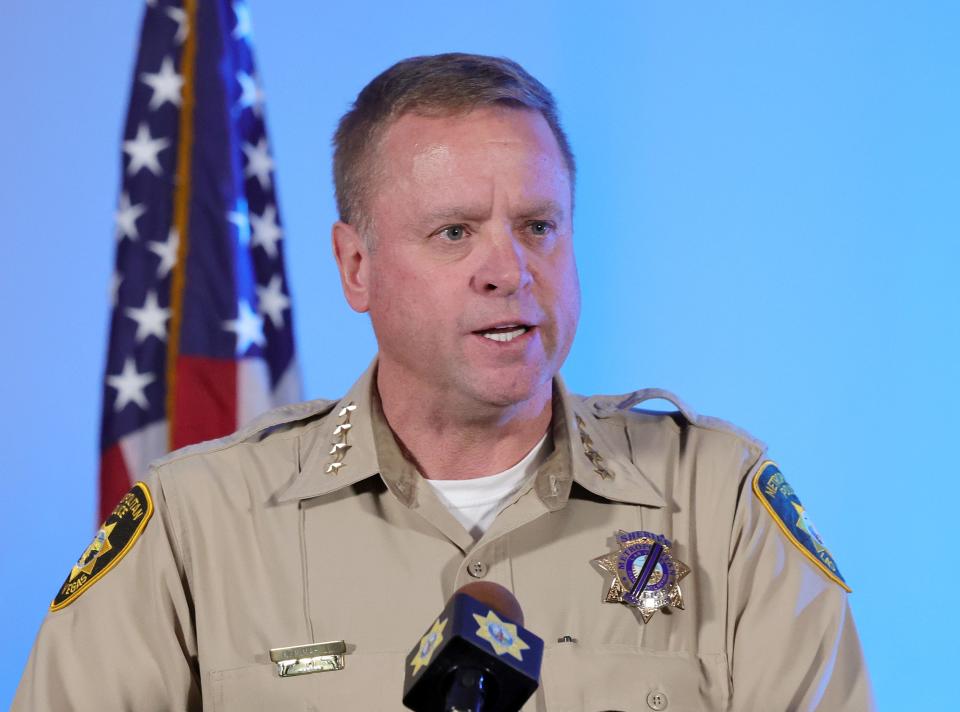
top-left (70, 522), bottom-right (117, 580)
top-left (325, 402), bottom-right (357, 475)
top-left (473, 610), bottom-right (530, 661)
top-left (592, 530), bottom-right (691, 623)
top-left (410, 617), bottom-right (447, 676)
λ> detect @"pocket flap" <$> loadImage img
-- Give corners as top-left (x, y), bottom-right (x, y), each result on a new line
top-left (210, 651), bottom-right (406, 711)
top-left (540, 645), bottom-right (726, 712)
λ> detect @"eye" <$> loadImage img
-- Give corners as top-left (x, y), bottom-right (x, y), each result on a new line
top-left (527, 220), bottom-right (554, 237)
top-left (437, 224), bottom-right (468, 242)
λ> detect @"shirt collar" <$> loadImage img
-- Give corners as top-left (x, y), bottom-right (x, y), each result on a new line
top-left (542, 376), bottom-right (666, 509)
top-left (276, 360), bottom-right (382, 503)
top-left (277, 360), bottom-right (665, 510)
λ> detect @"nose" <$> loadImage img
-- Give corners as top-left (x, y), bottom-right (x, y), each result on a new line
top-left (470, 228), bottom-right (532, 296)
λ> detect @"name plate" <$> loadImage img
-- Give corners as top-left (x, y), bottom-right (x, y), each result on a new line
top-left (269, 641), bottom-right (347, 678)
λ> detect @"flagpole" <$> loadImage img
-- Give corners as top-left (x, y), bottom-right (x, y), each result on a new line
top-left (166, 0), bottom-right (198, 450)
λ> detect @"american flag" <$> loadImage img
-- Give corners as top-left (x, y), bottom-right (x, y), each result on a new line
top-left (99, 0), bottom-right (300, 521)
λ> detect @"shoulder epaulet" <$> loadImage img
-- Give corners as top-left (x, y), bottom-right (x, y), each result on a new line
top-left (587, 387), bottom-right (766, 453)
top-left (151, 398), bottom-right (338, 469)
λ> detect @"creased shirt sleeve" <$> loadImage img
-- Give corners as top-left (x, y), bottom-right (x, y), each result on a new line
top-left (726, 458), bottom-right (875, 711)
top-left (12, 471), bottom-right (200, 711)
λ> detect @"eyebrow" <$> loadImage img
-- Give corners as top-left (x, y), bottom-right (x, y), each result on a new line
top-left (422, 206), bottom-right (490, 224)
top-left (514, 200), bottom-right (565, 221)
top-left (422, 200), bottom-right (566, 225)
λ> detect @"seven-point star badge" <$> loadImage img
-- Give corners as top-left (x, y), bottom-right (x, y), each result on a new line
top-left (70, 522), bottom-right (117, 580)
top-left (592, 530), bottom-right (691, 623)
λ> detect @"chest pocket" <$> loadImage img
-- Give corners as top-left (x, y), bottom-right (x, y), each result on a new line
top-left (208, 652), bottom-right (406, 711)
top-left (538, 645), bottom-right (728, 712)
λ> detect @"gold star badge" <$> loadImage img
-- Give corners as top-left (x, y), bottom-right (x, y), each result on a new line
top-left (70, 521), bottom-right (117, 581)
top-left (473, 610), bottom-right (530, 661)
top-left (410, 617), bottom-right (447, 676)
top-left (592, 530), bottom-right (690, 623)
top-left (793, 502), bottom-right (828, 555)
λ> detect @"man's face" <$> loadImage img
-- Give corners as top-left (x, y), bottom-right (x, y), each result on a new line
top-left (354, 106), bottom-right (580, 411)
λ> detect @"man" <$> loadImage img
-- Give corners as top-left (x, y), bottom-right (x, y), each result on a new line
top-left (15, 54), bottom-right (873, 710)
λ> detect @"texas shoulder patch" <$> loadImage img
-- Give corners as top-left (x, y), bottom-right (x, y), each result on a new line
top-left (51, 482), bottom-right (154, 611)
top-left (752, 461), bottom-right (850, 592)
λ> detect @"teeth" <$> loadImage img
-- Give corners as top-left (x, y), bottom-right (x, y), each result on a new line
top-left (482, 327), bottom-right (526, 342)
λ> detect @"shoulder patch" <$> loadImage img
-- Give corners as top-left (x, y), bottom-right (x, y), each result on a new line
top-left (752, 461), bottom-right (850, 592)
top-left (51, 482), bottom-right (154, 611)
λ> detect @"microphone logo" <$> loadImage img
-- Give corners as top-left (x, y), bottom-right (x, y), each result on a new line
top-left (472, 610), bottom-right (530, 661)
top-left (409, 617), bottom-right (447, 676)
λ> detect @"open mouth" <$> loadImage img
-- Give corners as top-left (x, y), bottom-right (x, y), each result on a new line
top-left (475, 324), bottom-right (532, 343)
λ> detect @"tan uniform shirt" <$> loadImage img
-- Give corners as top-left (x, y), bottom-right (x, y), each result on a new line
top-left (14, 363), bottom-right (874, 711)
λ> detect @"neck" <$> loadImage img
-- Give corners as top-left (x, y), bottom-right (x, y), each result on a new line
top-left (376, 363), bottom-right (553, 481)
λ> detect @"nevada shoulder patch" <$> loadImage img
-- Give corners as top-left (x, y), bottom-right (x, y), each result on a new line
top-left (752, 461), bottom-right (850, 592)
top-left (51, 482), bottom-right (154, 611)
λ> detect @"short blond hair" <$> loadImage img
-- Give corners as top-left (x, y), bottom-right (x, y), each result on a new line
top-left (333, 53), bottom-right (576, 238)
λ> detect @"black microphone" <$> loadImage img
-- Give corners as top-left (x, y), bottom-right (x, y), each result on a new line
top-left (402, 581), bottom-right (544, 712)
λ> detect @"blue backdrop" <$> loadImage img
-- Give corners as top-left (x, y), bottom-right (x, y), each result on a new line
top-left (2, 1), bottom-right (957, 708)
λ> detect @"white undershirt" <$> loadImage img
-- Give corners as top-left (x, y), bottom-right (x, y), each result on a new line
top-left (423, 433), bottom-right (550, 539)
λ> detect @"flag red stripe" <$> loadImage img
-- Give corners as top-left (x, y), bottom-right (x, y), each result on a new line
top-left (98, 443), bottom-right (132, 524)
top-left (171, 355), bottom-right (237, 450)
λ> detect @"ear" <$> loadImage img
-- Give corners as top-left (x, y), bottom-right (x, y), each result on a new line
top-left (332, 221), bottom-right (371, 313)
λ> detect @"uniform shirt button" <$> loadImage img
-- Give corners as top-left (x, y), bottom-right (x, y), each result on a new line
top-left (646, 690), bottom-right (668, 710)
top-left (467, 560), bottom-right (488, 578)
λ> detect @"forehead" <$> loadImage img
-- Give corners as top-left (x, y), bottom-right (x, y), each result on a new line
top-left (370, 106), bottom-right (571, 214)
top-left (381, 104), bottom-right (560, 153)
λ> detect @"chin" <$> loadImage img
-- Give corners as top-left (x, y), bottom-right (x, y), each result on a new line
top-left (464, 370), bottom-right (551, 409)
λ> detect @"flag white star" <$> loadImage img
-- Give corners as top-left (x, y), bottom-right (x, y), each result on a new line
top-left (236, 70), bottom-right (264, 115)
top-left (228, 201), bottom-right (251, 246)
top-left (115, 191), bottom-right (147, 242)
top-left (256, 274), bottom-right (290, 328)
top-left (233, 1), bottom-right (253, 41)
top-left (165, 6), bottom-right (189, 44)
top-left (106, 357), bottom-right (156, 412)
top-left (250, 205), bottom-right (283, 258)
top-left (123, 122), bottom-right (170, 176)
top-left (223, 299), bottom-right (265, 355)
top-left (140, 56), bottom-right (183, 110)
top-left (242, 138), bottom-right (274, 189)
top-left (125, 291), bottom-right (171, 343)
top-left (148, 227), bottom-right (179, 277)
